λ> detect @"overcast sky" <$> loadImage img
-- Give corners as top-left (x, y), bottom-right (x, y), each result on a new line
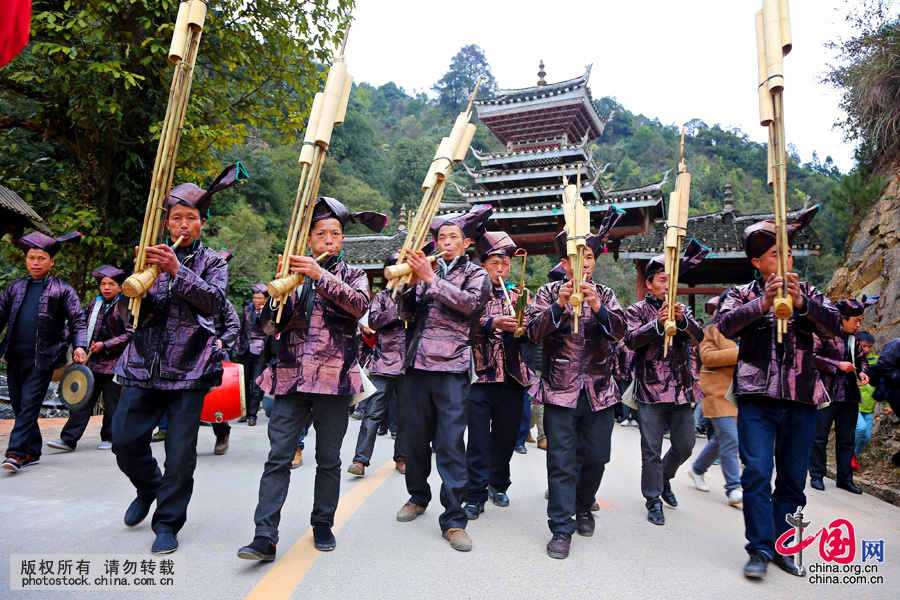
top-left (346, 0), bottom-right (896, 174)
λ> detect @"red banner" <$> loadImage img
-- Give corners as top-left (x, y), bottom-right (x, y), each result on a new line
top-left (0, 0), bottom-right (32, 68)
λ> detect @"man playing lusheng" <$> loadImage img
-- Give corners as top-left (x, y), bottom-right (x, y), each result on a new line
top-left (717, 206), bottom-right (841, 579)
top-left (238, 197), bottom-right (385, 560)
top-left (395, 205), bottom-right (492, 553)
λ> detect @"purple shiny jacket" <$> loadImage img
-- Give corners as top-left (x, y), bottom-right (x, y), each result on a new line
top-left (624, 296), bottom-right (704, 405)
top-left (236, 303), bottom-right (267, 356)
top-left (0, 275), bottom-right (87, 370)
top-left (614, 341), bottom-right (634, 382)
top-left (717, 279), bottom-right (841, 404)
top-left (257, 260), bottom-right (370, 396)
top-left (84, 295), bottom-right (133, 375)
top-left (814, 332), bottom-right (868, 404)
top-left (398, 255), bottom-right (491, 374)
top-left (215, 299), bottom-right (240, 351)
top-left (368, 289), bottom-right (405, 377)
top-left (526, 280), bottom-right (626, 410)
top-left (474, 285), bottom-right (535, 387)
top-left (115, 244), bottom-right (228, 390)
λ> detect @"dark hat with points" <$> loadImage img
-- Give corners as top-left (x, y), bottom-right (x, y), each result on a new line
top-left (91, 265), bottom-right (127, 285)
top-left (474, 231), bottom-right (516, 262)
top-left (430, 204), bottom-right (493, 240)
top-left (16, 231), bottom-right (82, 257)
top-left (704, 295), bottom-right (721, 316)
top-left (311, 196), bottom-right (388, 233)
top-left (645, 238), bottom-right (710, 282)
top-left (168, 162), bottom-right (248, 216)
top-left (250, 282), bottom-right (268, 296)
top-left (743, 205), bottom-right (819, 259)
top-left (548, 262), bottom-right (566, 282)
top-left (837, 294), bottom-right (879, 317)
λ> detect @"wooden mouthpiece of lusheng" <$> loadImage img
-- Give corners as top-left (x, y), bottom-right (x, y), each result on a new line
top-left (187, 0), bottom-right (208, 32)
top-left (268, 272), bottom-right (303, 298)
top-left (384, 251), bottom-right (447, 280)
top-left (773, 296), bottom-right (793, 320)
top-left (123, 235), bottom-right (185, 298)
top-left (664, 320), bottom-right (678, 337)
top-left (168, 0), bottom-right (192, 62)
top-left (763, 0), bottom-right (785, 92)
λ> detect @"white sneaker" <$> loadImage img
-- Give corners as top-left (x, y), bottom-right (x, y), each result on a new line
top-left (47, 439), bottom-right (74, 452)
top-left (630, 419), bottom-right (639, 427)
top-left (727, 489), bottom-right (744, 505)
top-left (97, 441), bottom-right (112, 450)
top-left (688, 468), bottom-right (710, 492)
top-left (619, 419), bottom-right (629, 427)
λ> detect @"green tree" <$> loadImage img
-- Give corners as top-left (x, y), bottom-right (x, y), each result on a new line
top-left (433, 45), bottom-right (498, 112)
top-left (389, 137), bottom-right (436, 215)
top-left (0, 0), bottom-right (353, 298)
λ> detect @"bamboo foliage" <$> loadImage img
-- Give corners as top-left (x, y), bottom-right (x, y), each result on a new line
top-left (755, 0), bottom-right (794, 343)
top-left (122, 0), bottom-right (209, 327)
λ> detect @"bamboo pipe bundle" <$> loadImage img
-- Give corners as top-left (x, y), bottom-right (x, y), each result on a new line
top-left (497, 275), bottom-right (525, 339)
top-left (663, 128), bottom-right (691, 357)
top-left (389, 77), bottom-right (482, 296)
top-left (755, 0), bottom-right (794, 342)
top-left (559, 167), bottom-right (590, 334)
top-left (125, 0), bottom-right (209, 328)
top-left (267, 26), bottom-right (353, 323)
top-left (513, 249), bottom-right (528, 337)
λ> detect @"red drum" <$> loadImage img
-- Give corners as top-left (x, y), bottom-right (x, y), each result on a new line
top-left (202, 361), bottom-right (246, 423)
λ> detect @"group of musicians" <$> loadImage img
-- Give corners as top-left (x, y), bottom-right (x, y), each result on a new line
top-left (2, 174), bottom-right (867, 580)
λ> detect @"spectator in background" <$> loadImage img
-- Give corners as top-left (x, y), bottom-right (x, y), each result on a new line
top-left (869, 336), bottom-right (900, 467)
top-left (854, 331), bottom-right (891, 468)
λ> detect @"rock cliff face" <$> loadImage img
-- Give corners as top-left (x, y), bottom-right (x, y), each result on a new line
top-left (827, 180), bottom-right (900, 348)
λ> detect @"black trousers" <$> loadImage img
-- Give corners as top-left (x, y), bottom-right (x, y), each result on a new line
top-left (809, 400), bottom-right (859, 484)
top-left (61, 372), bottom-right (122, 447)
top-left (403, 368), bottom-right (470, 531)
top-left (465, 382), bottom-right (525, 503)
top-left (544, 392), bottom-right (615, 535)
top-left (6, 356), bottom-right (54, 459)
top-left (637, 402), bottom-right (695, 502)
top-left (352, 374), bottom-right (405, 466)
top-left (112, 386), bottom-right (206, 534)
top-left (237, 351), bottom-right (266, 417)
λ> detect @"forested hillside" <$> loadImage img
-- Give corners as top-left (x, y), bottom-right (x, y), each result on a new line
top-left (1, 8), bottom-right (852, 308)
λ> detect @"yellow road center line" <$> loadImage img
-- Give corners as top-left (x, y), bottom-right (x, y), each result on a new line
top-left (244, 458), bottom-right (396, 600)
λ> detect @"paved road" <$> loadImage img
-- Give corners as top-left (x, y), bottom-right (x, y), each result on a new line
top-left (1, 414), bottom-right (898, 599)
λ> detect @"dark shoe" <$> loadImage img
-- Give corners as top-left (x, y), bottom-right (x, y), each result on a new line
top-left (772, 553), bottom-right (807, 576)
top-left (347, 461), bottom-right (365, 476)
top-left (312, 523), bottom-right (336, 552)
top-left (395, 461), bottom-right (406, 474)
top-left (21, 455), bottom-right (40, 467)
top-left (647, 500), bottom-right (665, 526)
top-left (124, 495), bottom-right (155, 527)
top-left (743, 551), bottom-right (769, 579)
top-left (546, 533), bottom-right (571, 559)
top-left (661, 480), bottom-right (678, 507)
top-left (247, 416), bottom-right (257, 426)
top-left (238, 536), bottom-right (276, 561)
top-left (810, 478), bottom-right (825, 491)
top-left (376, 428), bottom-right (388, 436)
top-left (151, 532), bottom-right (178, 554)
top-left (214, 434), bottom-right (229, 455)
top-left (464, 501), bottom-right (485, 520)
top-left (396, 502), bottom-right (425, 522)
top-left (488, 485), bottom-right (509, 507)
top-left (442, 528), bottom-right (472, 552)
top-left (238, 416), bottom-right (248, 423)
top-left (514, 444), bottom-right (527, 454)
top-left (576, 511), bottom-right (595, 537)
top-left (591, 500), bottom-right (600, 512)
top-left (837, 480), bottom-right (862, 495)
top-left (2, 454), bottom-right (24, 472)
